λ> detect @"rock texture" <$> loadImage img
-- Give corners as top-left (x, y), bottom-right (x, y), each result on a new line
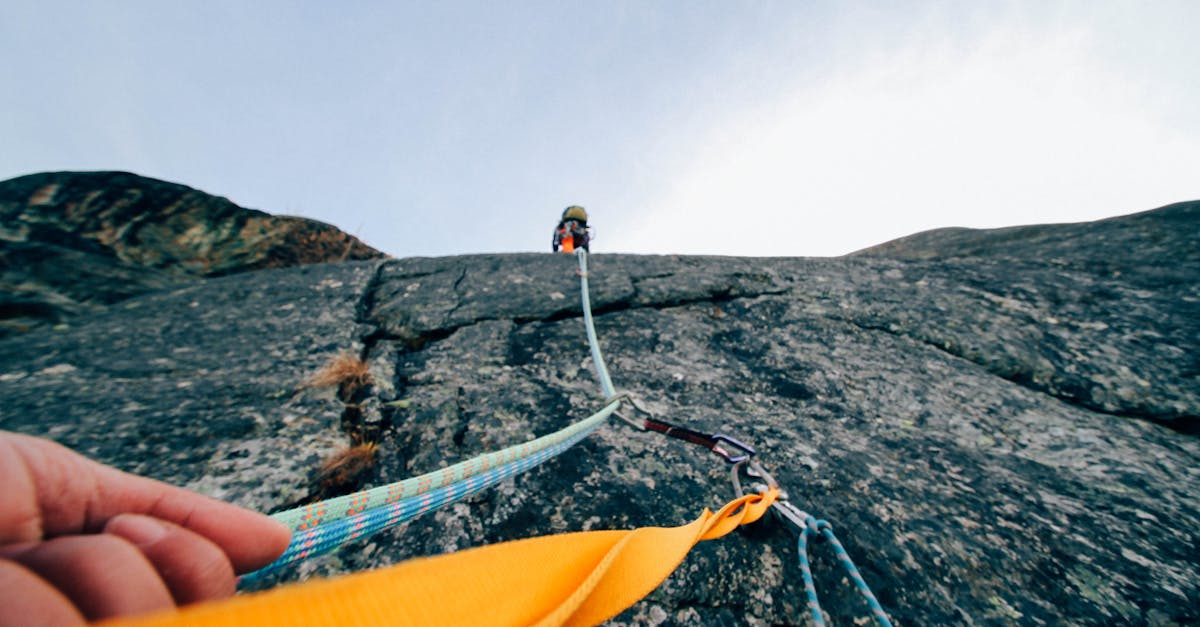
top-left (1, 201), bottom-right (1197, 626)
top-left (0, 171), bottom-right (384, 336)
top-left (852, 202), bottom-right (1200, 426)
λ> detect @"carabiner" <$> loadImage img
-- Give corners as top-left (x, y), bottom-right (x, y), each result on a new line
top-left (731, 459), bottom-right (776, 498)
top-left (711, 433), bottom-right (755, 464)
top-left (731, 460), bottom-right (813, 536)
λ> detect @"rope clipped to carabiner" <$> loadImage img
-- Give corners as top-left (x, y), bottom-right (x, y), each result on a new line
top-left (796, 516), bottom-right (893, 627)
top-left (577, 250), bottom-right (893, 626)
top-left (735, 460), bottom-right (893, 627)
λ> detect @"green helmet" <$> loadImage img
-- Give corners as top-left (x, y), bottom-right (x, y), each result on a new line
top-left (562, 205), bottom-right (588, 223)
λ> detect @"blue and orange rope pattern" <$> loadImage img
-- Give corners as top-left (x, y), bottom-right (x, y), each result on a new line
top-left (241, 251), bottom-right (623, 583)
top-left (271, 400), bottom-right (618, 533)
top-left (243, 416), bottom-right (608, 581)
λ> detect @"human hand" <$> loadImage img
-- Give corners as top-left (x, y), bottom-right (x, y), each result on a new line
top-left (0, 431), bottom-right (291, 626)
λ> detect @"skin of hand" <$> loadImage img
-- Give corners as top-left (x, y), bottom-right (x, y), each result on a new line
top-left (0, 431), bottom-right (292, 626)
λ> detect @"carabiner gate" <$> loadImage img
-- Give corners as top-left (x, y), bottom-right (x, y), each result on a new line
top-left (711, 433), bottom-right (755, 464)
top-left (731, 459), bottom-right (813, 536)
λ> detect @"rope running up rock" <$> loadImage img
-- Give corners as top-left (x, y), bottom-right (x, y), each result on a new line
top-left (242, 251), bottom-right (626, 581)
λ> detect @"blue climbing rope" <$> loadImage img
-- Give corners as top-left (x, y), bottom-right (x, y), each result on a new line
top-left (246, 247), bottom-right (896, 627)
top-left (733, 461), bottom-right (894, 626)
top-left (242, 250), bottom-right (624, 582)
top-left (796, 516), bottom-right (893, 627)
top-left (242, 413), bottom-right (609, 582)
top-left (269, 400), bottom-right (618, 533)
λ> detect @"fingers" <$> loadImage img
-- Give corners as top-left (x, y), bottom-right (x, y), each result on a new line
top-left (105, 514), bottom-right (235, 604)
top-left (98, 476), bottom-right (292, 573)
top-left (7, 535), bottom-right (173, 622)
top-left (0, 434), bottom-right (51, 544)
top-left (1, 431), bottom-right (291, 573)
top-left (1, 517), bottom-right (242, 625)
top-left (0, 560), bottom-right (84, 627)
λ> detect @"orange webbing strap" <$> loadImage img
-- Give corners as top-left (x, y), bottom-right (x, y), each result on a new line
top-left (99, 488), bottom-right (779, 627)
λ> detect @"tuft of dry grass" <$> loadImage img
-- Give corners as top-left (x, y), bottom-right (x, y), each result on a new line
top-left (304, 352), bottom-right (371, 400)
top-left (314, 442), bottom-right (378, 495)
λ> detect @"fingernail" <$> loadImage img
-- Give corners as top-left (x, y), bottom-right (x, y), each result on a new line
top-left (109, 514), bottom-right (170, 546)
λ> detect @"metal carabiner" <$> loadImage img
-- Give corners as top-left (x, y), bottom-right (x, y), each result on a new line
top-left (731, 459), bottom-right (813, 536)
top-left (638, 417), bottom-right (757, 465)
top-left (711, 434), bottom-right (755, 464)
top-left (731, 459), bottom-right (777, 498)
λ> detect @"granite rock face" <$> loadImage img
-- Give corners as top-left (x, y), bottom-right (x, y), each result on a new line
top-left (1, 203), bottom-right (1197, 626)
top-left (853, 202), bottom-right (1200, 425)
top-left (0, 171), bottom-right (384, 336)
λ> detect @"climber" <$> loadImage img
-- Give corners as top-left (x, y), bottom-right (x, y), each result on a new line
top-left (0, 430), bottom-right (291, 624)
top-left (552, 205), bottom-right (590, 253)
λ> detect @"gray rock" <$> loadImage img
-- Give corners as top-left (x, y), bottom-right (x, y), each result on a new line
top-left (0, 260), bottom-right (382, 512)
top-left (1, 204), bottom-right (1197, 625)
top-left (0, 171), bottom-right (385, 336)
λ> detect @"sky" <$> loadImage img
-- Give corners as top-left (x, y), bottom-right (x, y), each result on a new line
top-left (2, 1), bottom-right (1197, 258)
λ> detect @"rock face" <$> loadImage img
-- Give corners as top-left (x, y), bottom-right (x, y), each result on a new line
top-left (848, 202), bottom-right (1200, 426)
top-left (0, 171), bottom-right (384, 336)
top-left (1, 201), bottom-right (1197, 626)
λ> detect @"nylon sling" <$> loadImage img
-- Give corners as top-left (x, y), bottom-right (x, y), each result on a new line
top-left (98, 488), bottom-right (778, 627)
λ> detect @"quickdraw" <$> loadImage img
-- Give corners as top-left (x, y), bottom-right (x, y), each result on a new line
top-left (236, 248), bottom-right (893, 626)
top-left (588, 246), bottom-right (893, 626)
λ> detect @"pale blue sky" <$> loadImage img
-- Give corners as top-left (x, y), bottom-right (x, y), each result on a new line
top-left (2, 2), bottom-right (1197, 257)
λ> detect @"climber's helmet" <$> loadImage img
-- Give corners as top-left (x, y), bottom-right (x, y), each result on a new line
top-left (562, 205), bottom-right (588, 224)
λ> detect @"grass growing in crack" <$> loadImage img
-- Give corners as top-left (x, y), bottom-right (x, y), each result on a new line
top-left (279, 352), bottom-right (390, 507)
top-left (273, 441), bottom-right (380, 510)
top-left (314, 441), bottom-right (379, 496)
top-left (304, 352), bottom-right (371, 401)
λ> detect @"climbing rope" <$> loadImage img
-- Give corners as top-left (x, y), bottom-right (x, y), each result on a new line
top-left (243, 403), bottom-right (617, 582)
top-left (234, 248), bottom-right (893, 626)
top-left (269, 402), bottom-right (619, 533)
top-left (242, 250), bottom-right (626, 581)
top-left (796, 517), bottom-right (894, 627)
top-left (575, 250), bottom-right (615, 399)
top-left (579, 249), bottom-right (891, 625)
top-left (733, 460), bottom-right (893, 627)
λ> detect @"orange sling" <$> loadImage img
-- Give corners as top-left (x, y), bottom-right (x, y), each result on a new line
top-left (99, 488), bottom-right (778, 627)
